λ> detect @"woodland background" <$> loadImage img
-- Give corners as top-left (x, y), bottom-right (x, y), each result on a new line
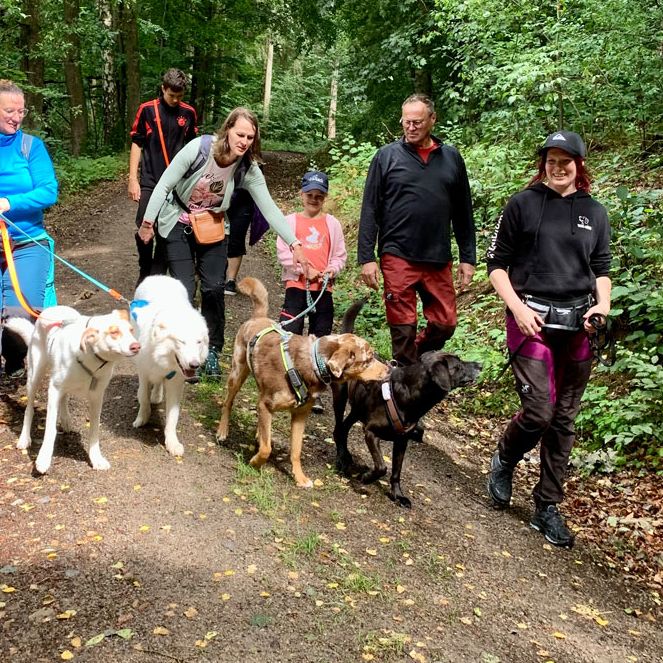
top-left (1, 0), bottom-right (661, 472)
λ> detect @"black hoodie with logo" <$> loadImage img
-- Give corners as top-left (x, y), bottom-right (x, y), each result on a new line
top-left (486, 182), bottom-right (611, 299)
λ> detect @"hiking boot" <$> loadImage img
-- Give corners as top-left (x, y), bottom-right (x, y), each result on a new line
top-left (201, 346), bottom-right (222, 381)
top-left (530, 504), bottom-right (575, 548)
top-left (312, 395), bottom-right (324, 414)
top-left (487, 451), bottom-right (514, 508)
top-left (224, 280), bottom-right (237, 296)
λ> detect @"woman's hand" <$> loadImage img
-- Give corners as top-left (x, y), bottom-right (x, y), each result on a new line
top-left (0, 198), bottom-right (10, 214)
top-left (137, 221), bottom-right (155, 244)
top-left (583, 304), bottom-right (610, 332)
top-left (512, 301), bottom-right (544, 337)
top-left (291, 243), bottom-right (310, 279)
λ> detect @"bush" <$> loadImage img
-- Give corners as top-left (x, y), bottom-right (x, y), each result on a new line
top-left (54, 154), bottom-right (126, 195)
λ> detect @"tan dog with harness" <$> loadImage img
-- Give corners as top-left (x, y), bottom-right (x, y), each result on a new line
top-left (216, 277), bottom-right (389, 488)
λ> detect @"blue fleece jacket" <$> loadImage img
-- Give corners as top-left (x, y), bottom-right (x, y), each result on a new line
top-left (0, 130), bottom-right (58, 241)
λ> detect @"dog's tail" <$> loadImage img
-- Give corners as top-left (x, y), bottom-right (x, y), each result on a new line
top-left (237, 277), bottom-right (269, 319)
top-left (341, 298), bottom-right (368, 334)
top-left (3, 316), bottom-right (35, 346)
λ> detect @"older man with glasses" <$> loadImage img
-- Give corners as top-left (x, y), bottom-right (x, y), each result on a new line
top-left (358, 93), bottom-right (476, 370)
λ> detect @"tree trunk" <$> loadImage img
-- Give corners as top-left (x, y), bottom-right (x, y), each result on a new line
top-left (63, 0), bottom-right (88, 155)
top-left (413, 66), bottom-right (432, 97)
top-left (327, 62), bottom-right (339, 140)
top-left (262, 38), bottom-right (274, 127)
top-left (20, 0), bottom-right (44, 128)
top-left (98, 0), bottom-right (120, 147)
top-left (118, 0), bottom-right (140, 145)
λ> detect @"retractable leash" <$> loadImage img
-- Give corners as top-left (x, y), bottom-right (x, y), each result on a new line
top-left (587, 313), bottom-right (616, 367)
top-left (0, 213), bottom-right (129, 311)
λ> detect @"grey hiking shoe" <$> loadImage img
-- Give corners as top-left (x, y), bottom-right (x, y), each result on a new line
top-left (312, 395), bottom-right (324, 414)
top-left (487, 451), bottom-right (513, 508)
top-left (530, 504), bottom-right (575, 548)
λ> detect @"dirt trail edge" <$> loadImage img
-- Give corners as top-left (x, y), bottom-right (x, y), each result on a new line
top-left (1, 152), bottom-right (660, 663)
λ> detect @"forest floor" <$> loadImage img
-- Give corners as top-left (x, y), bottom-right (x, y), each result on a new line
top-left (0, 153), bottom-right (661, 663)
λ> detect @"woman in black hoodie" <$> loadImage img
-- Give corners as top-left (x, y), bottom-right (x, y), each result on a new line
top-left (485, 131), bottom-right (611, 547)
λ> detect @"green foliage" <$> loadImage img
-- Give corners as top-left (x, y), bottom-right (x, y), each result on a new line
top-left (54, 154), bottom-right (126, 195)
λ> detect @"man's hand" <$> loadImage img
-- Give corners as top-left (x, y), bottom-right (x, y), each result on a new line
top-left (292, 244), bottom-right (310, 279)
top-left (361, 261), bottom-right (380, 291)
top-left (128, 178), bottom-right (140, 202)
top-left (456, 262), bottom-right (475, 291)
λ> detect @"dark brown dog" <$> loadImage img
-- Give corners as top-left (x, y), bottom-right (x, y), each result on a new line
top-left (216, 278), bottom-right (389, 488)
top-left (332, 300), bottom-right (482, 507)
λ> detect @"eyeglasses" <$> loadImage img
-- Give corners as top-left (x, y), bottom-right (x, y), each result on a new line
top-left (401, 119), bottom-right (426, 128)
top-left (2, 108), bottom-right (29, 118)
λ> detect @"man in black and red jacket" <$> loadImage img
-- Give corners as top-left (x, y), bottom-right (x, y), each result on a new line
top-left (128, 68), bottom-right (197, 285)
top-left (358, 94), bottom-right (476, 365)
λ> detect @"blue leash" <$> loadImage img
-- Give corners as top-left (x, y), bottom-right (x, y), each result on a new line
top-left (0, 212), bottom-right (129, 305)
top-left (279, 273), bottom-right (330, 329)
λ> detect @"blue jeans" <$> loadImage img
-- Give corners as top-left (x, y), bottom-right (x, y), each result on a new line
top-left (1, 240), bottom-right (50, 315)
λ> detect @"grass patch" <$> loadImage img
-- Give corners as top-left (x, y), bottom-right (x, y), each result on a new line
top-left (362, 630), bottom-right (411, 658)
top-left (233, 455), bottom-right (280, 515)
top-left (280, 531), bottom-right (323, 568)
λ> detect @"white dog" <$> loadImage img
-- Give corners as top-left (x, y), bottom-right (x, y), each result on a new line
top-left (131, 275), bottom-right (209, 456)
top-left (8, 306), bottom-right (140, 474)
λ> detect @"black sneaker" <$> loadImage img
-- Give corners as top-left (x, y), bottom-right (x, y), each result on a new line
top-left (224, 280), bottom-right (237, 296)
top-left (530, 504), bottom-right (575, 548)
top-left (312, 396), bottom-right (324, 414)
top-left (487, 451), bottom-right (513, 508)
top-left (201, 346), bottom-right (222, 381)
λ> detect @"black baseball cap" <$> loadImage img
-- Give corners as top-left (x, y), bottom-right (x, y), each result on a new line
top-left (540, 131), bottom-right (586, 158)
top-left (301, 171), bottom-right (329, 193)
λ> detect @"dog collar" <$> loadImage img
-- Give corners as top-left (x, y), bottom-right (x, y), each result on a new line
top-left (381, 377), bottom-right (416, 436)
top-left (129, 299), bottom-right (149, 321)
top-left (310, 339), bottom-right (331, 384)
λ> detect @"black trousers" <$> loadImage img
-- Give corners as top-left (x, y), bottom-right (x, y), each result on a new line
top-left (135, 185), bottom-right (167, 286)
top-left (164, 223), bottom-right (228, 349)
top-left (226, 188), bottom-right (254, 259)
top-left (278, 287), bottom-right (334, 337)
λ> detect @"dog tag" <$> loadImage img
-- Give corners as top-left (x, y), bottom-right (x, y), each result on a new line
top-left (381, 381), bottom-right (392, 401)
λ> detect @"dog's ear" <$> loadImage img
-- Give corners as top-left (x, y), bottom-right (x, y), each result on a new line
top-left (431, 355), bottom-right (453, 392)
top-left (80, 327), bottom-right (100, 352)
top-left (327, 346), bottom-right (354, 378)
top-left (152, 322), bottom-right (168, 340)
top-left (115, 309), bottom-right (130, 322)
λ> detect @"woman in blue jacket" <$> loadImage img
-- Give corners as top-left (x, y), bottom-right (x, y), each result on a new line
top-left (485, 131), bottom-right (611, 548)
top-left (0, 79), bottom-right (58, 376)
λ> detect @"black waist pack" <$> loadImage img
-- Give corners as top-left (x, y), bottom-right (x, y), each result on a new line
top-left (522, 294), bottom-right (594, 333)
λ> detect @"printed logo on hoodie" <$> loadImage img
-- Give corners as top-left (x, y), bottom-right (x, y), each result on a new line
top-left (577, 215), bottom-right (592, 231)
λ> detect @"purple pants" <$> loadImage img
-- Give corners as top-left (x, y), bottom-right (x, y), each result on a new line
top-left (499, 313), bottom-right (593, 505)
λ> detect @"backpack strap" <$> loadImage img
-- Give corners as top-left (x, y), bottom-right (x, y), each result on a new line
top-left (183, 134), bottom-right (213, 180)
top-left (21, 133), bottom-right (34, 161)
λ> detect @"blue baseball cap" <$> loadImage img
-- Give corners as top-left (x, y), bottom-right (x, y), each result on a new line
top-left (301, 171), bottom-right (329, 193)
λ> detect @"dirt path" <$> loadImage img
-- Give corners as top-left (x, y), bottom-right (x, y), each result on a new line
top-left (1, 154), bottom-right (660, 663)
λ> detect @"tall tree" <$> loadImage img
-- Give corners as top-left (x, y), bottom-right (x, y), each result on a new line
top-left (20, 0), bottom-right (45, 126)
top-left (63, 0), bottom-right (88, 155)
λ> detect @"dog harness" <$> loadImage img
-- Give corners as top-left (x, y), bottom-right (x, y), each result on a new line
top-left (247, 324), bottom-right (320, 407)
top-left (381, 377), bottom-right (417, 436)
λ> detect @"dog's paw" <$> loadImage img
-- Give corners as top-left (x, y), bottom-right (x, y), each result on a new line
top-left (132, 412), bottom-right (150, 428)
top-left (16, 435), bottom-right (31, 450)
top-left (91, 456), bottom-right (111, 471)
top-left (165, 439), bottom-right (184, 457)
top-left (388, 490), bottom-right (412, 509)
top-left (296, 477), bottom-right (314, 489)
top-left (58, 418), bottom-right (73, 433)
top-left (34, 457), bottom-right (51, 475)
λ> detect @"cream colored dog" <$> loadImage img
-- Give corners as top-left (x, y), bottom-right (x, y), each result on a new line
top-left (9, 306), bottom-right (140, 474)
top-left (131, 275), bottom-right (209, 456)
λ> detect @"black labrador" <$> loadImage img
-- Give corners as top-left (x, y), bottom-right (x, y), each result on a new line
top-left (332, 300), bottom-right (482, 508)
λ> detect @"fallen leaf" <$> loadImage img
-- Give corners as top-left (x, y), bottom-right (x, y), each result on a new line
top-left (70, 637), bottom-right (82, 648)
top-left (460, 616), bottom-right (472, 625)
top-left (153, 626), bottom-right (170, 636)
top-left (552, 632), bottom-right (567, 640)
top-left (1, 585), bottom-right (16, 593)
top-left (396, 585), bottom-right (406, 594)
top-left (92, 496), bottom-right (108, 505)
top-left (247, 564), bottom-right (257, 575)
top-left (61, 651), bottom-right (74, 660)
top-left (205, 631), bottom-right (218, 640)
top-left (366, 548), bottom-right (378, 556)
top-left (115, 629), bottom-right (134, 640)
top-left (139, 525), bottom-right (150, 533)
top-left (220, 593), bottom-right (231, 601)
top-left (409, 649), bottom-right (426, 662)
top-left (184, 607), bottom-right (198, 619)
top-left (57, 610), bottom-right (77, 620)
top-left (85, 633), bottom-right (105, 647)
top-left (335, 522), bottom-right (347, 530)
